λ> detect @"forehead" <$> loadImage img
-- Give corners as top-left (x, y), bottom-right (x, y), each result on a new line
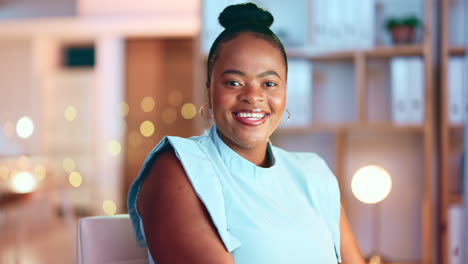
top-left (213, 33), bottom-right (286, 76)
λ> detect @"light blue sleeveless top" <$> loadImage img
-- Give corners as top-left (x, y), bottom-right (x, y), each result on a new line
top-left (127, 125), bottom-right (342, 263)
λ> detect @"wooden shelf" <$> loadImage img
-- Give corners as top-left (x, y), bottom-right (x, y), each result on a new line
top-left (286, 44), bottom-right (424, 61)
top-left (275, 122), bottom-right (424, 135)
top-left (355, 122), bottom-right (424, 132)
top-left (365, 45), bottom-right (424, 58)
top-left (287, 49), bottom-right (354, 61)
top-left (274, 123), bottom-right (349, 134)
top-left (370, 261), bottom-right (420, 264)
top-left (449, 124), bottom-right (465, 133)
top-left (448, 46), bottom-right (466, 56)
top-left (450, 194), bottom-right (463, 205)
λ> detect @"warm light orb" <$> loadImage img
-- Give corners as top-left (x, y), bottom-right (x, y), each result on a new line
top-left (10, 171), bottom-right (38, 193)
top-left (69, 171), bottom-right (82, 187)
top-left (351, 165), bottom-right (392, 204)
top-left (16, 116), bottom-right (34, 139)
top-left (62, 158), bottom-right (76, 173)
top-left (102, 200), bottom-right (117, 216)
top-left (140, 121), bottom-right (155, 137)
top-left (10, 170), bottom-right (18, 179)
top-left (0, 166), bottom-right (10, 181)
top-left (181, 103), bottom-right (197, 119)
top-left (34, 165), bottom-right (47, 181)
top-left (64, 105), bottom-right (77, 121)
top-left (120, 101), bottom-right (129, 117)
top-left (108, 140), bottom-right (122, 156)
top-left (141, 96), bottom-right (155, 112)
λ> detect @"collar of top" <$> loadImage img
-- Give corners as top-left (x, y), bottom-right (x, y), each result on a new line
top-left (208, 125), bottom-right (277, 176)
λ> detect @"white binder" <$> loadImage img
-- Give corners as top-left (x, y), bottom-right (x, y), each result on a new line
top-left (448, 57), bottom-right (465, 124)
top-left (407, 57), bottom-right (424, 124)
top-left (449, 205), bottom-right (463, 264)
top-left (390, 57), bottom-right (410, 124)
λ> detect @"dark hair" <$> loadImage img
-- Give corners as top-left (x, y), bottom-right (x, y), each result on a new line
top-left (206, 2), bottom-right (288, 85)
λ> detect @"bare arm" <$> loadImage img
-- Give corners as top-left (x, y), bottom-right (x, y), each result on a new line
top-left (137, 149), bottom-right (235, 264)
top-left (340, 204), bottom-right (366, 264)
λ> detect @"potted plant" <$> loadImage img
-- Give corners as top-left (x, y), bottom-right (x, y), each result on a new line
top-left (385, 16), bottom-right (422, 44)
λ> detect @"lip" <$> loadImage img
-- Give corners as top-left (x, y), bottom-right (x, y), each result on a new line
top-left (232, 109), bottom-right (270, 126)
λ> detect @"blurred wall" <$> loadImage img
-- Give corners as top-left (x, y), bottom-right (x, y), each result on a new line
top-left (0, 0), bottom-right (76, 20)
top-left (0, 38), bottom-right (40, 155)
top-left (77, 0), bottom-right (199, 16)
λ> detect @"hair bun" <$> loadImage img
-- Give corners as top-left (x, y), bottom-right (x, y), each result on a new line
top-left (218, 2), bottom-right (274, 29)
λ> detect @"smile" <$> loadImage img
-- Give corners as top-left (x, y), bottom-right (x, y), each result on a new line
top-left (232, 110), bottom-right (269, 126)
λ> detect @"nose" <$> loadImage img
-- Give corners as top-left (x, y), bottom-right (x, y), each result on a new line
top-left (238, 83), bottom-right (264, 104)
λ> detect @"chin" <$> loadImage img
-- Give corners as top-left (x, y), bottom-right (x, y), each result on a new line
top-left (232, 130), bottom-right (269, 149)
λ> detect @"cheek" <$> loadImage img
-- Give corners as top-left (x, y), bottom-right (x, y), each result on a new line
top-left (212, 88), bottom-right (235, 112)
top-left (268, 91), bottom-right (286, 111)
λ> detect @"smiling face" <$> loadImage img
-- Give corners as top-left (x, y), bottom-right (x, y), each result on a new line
top-left (208, 32), bottom-right (287, 154)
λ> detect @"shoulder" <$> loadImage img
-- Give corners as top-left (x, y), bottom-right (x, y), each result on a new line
top-left (137, 148), bottom-right (187, 215)
top-left (137, 132), bottom-right (213, 213)
top-left (136, 147), bottom-right (235, 263)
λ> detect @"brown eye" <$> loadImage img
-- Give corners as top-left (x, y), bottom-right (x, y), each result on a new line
top-left (226, 81), bottom-right (241, 86)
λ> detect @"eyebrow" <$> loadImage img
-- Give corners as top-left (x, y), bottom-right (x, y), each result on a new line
top-left (257, 70), bottom-right (281, 79)
top-left (221, 69), bottom-right (281, 80)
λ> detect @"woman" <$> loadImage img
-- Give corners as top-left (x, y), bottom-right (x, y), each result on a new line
top-left (128, 3), bottom-right (365, 263)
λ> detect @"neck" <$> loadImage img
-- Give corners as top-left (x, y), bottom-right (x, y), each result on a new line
top-left (217, 130), bottom-right (271, 168)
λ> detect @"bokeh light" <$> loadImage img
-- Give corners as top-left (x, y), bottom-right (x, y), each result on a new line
top-left (10, 170), bottom-right (18, 179)
top-left (181, 103), bottom-right (197, 119)
top-left (141, 96), bottom-right (155, 113)
top-left (168, 90), bottom-right (183, 107)
top-left (120, 101), bottom-right (129, 117)
top-left (3, 120), bottom-right (15, 138)
top-left (161, 108), bottom-right (177, 124)
top-left (69, 171), bottom-right (82, 187)
top-left (102, 200), bottom-right (117, 216)
top-left (351, 165), bottom-right (392, 204)
top-left (108, 140), bottom-right (122, 156)
top-left (34, 165), bottom-right (47, 181)
top-left (64, 105), bottom-right (77, 121)
top-left (16, 116), bottom-right (34, 139)
top-left (0, 166), bottom-right (9, 181)
top-left (62, 158), bottom-right (76, 173)
top-left (10, 171), bottom-right (38, 193)
top-left (140, 121), bottom-right (155, 137)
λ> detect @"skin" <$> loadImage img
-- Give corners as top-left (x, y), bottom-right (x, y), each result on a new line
top-left (138, 32), bottom-right (365, 263)
top-left (208, 33), bottom-right (287, 167)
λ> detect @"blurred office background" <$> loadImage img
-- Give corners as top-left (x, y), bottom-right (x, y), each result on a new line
top-left (0, 0), bottom-right (466, 263)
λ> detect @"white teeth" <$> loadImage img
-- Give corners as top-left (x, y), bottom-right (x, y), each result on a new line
top-left (238, 112), bottom-right (265, 118)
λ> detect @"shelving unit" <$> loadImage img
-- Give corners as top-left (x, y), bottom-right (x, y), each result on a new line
top-left (439, 0), bottom-right (466, 263)
top-left (271, 1), bottom-right (436, 263)
top-left (287, 45), bottom-right (425, 61)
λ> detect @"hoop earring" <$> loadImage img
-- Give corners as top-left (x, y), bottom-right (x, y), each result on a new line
top-left (199, 103), bottom-right (214, 119)
top-left (280, 109), bottom-right (290, 124)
